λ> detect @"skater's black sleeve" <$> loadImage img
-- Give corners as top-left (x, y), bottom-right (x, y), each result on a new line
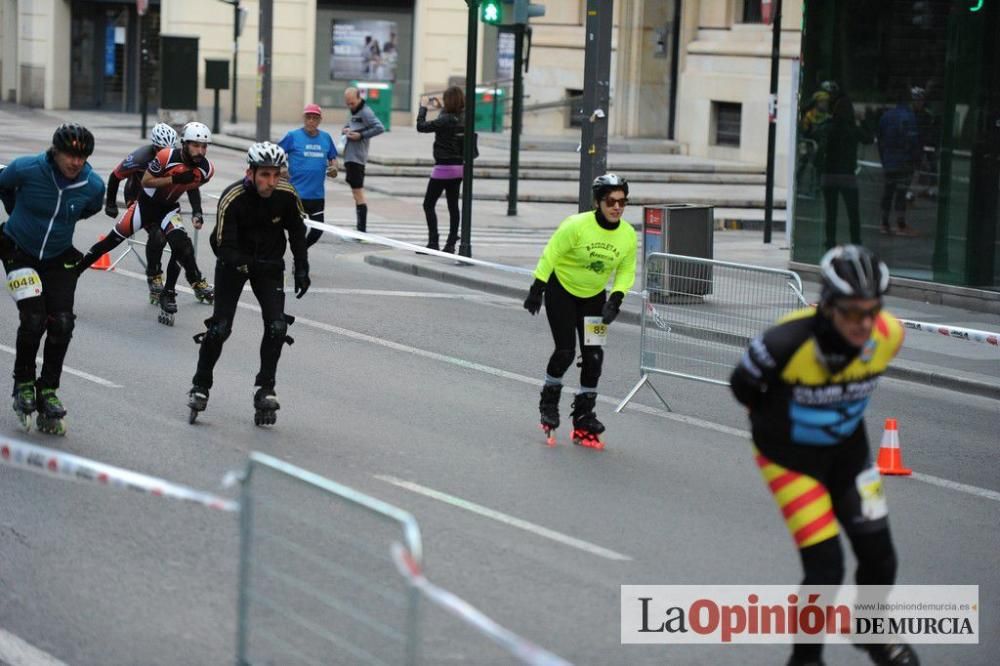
top-left (105, 172), bottom-right (122, 206)
top-left (186, 187), bottom-right (203, 217)
top-left (278, 183), bottom-right (309, 270)
top-left (214, 181), bottom-right (246, 267)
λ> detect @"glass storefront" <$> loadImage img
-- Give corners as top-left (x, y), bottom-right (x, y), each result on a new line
top-left (793, 0), bottom-right (999, 289)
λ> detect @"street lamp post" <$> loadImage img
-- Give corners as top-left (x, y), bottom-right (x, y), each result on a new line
top-left (218, 0), bottom-right (242, 125)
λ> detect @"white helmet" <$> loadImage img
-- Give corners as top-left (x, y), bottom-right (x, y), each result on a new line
top-left (150, 123), bottom-right (178, 149)
top-left (247, 141), bottom-right (287, 168)
top-left (181, 122), bottom-right (212, 144)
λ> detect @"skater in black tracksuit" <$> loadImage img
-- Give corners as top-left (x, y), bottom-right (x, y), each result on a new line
top-left (187, 142), bottom-right (310, 425)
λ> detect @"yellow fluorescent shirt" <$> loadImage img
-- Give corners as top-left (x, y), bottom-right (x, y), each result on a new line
top-left (533, 211), bottom-right (638, 298)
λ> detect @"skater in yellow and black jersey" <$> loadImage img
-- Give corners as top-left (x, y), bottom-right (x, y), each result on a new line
top-left (730, 245), bottom-right (918, 666)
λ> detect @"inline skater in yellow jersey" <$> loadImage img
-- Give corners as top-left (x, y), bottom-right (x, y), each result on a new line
top-left (523, 174), bottom-right (637, 449)
top-left (730, 245), bottom-right (918, 666)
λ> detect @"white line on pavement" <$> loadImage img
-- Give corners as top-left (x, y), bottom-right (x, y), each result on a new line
top-left (0, 345), bottom-right (122, 389)
top-left (375, 474), bottom-right (632, 561)
top-left (303, 288), bottom-right (500, 300)
top-left (112, 269), bottom-right (1000, 504)
top-left (0, 627), bottom-right (68, 666)
top-left (911, 473), bottom-right (1000, 503)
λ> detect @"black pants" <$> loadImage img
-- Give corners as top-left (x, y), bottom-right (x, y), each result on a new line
top-left (423, 177), bottom-right (461, 247)
top-left (302, 198), bottom-right (325, 248)
top-left (4, 246), bottom-right (81, 390)
top-left (543, 275), bottom-right (606, 389)
top-left (193, 260), bottom-right (288, 390)
top-left (880, 168), bottom-right (912, 226)
top-left (822, 186), bottom-right (861, 249)
top-left (143, 225), bottom-right (180, 279)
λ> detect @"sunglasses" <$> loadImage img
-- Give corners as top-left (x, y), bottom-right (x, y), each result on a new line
top-left (833, 303), bottom-right (882, 323)
top-left (603, 196), bottom-right (628, 208)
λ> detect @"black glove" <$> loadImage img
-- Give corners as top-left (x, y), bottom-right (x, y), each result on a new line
top-left (104, 201), bottom-right (118, 218)
top-left (294, 270), bottom-right (310, 299)
top-left (171, 170), bottom-right (196, 185)
top-left (602, 291), bottom-right (624, 325)
top-left (191, 213), bottom-right (203, 229)
top-left (523, 278), bottom-right (546, 315)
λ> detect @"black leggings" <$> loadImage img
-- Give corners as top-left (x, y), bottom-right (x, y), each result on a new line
top-left (143, 225), bottom-right (180, 279)
top-left (193, 260), bottom-right (289, 390)
top-left (302, 198), bottom-right (325, 248)
top-left (822, 186), bottom-right (861, 249)
top-left (4, 246), bottom-right (81, 390)
top-left (423, 177), bottom-right (461, 246)
top-left (543, 275), bottom-right (606, 389)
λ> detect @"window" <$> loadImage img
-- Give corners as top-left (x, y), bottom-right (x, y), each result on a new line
top-left (739, 0), bottom-right (764, 24)
top-left (713, 102), bottom-right (742, 147)
top-left (566, 88), bottom-right (584, 128)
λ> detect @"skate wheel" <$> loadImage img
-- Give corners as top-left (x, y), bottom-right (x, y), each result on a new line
top-left (571, 430), bottom-right (605, 451)
top-left (149, 294), bottom-right (159, 305)
top-left (158, 312), bottom-right (174, 326)
top-left (254, 409), bottom-right (276, 426)
top-left (189, 408), bottom-right (199, 424)
top-left (15, 411), bottom-right (33, 433)
top-left (539, 424), bottom-right (557, 447)
top-left (36, 417), bottom-right (66, 436)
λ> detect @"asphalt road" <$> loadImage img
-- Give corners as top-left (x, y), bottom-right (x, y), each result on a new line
top-left (0, 115), bottom-right (997, 665)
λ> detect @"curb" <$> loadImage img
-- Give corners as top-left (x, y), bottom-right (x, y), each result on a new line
top-left (364, 253), bottom-right (1000, 402)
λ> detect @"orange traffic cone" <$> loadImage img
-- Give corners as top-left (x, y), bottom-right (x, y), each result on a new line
top-left (90, 235), bottom-right (111, 270)
top-left (876, 418), bottom-right (912, 476)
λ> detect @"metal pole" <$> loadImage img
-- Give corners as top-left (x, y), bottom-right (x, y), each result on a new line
top-left (213, 88), bottom-right (221, 135)
top-left (231, 1), bottom-right (239, 125)
top-left (139, 12), bottom-right (148, 140)
top-left (459, 0), bottom-right (480, 258)
top-left (577, 0), bottom-right (613, 211)
top-left (255, 0), bottom-right (273, 142)
top-left (506, 24), bottom-right (524, 216)
top-left (763, 0), bottom-right (782, 244)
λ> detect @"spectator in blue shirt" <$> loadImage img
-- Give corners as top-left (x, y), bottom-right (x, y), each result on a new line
top-left (278, 103), bottom-right (338, 247)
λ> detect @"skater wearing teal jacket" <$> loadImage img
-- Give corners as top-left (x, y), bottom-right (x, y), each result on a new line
top-left (0, 123), bottom-right (105, 435)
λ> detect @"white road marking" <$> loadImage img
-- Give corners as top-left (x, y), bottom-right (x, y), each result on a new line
top-left (0, 627), bottom-right (68, 666)
top-left (375, 475), bottom-right (632, 561)
top-left (113, 269), bottom-right (1000, 504)
top-left (0, 345), bottom-right (122, 389)
top-left (301, 288), bottom-right (499, 300)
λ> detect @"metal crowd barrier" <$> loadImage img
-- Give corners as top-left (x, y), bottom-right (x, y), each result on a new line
top-left (236, 452), bottom-right (422, 666)
top-left (617, 253), bottom-right (805, 412)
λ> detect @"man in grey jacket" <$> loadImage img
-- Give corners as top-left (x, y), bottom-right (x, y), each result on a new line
top-left (342, 87), bottom-right (385, 233)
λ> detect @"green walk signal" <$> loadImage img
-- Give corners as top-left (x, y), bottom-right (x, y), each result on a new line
top-left (481, 0), bottom-right (503, 24)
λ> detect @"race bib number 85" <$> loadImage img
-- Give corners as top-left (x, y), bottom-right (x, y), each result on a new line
top-left (6, 267), bottom-right (42, 302)
top-left (583, 316), bottom-right (609, 346)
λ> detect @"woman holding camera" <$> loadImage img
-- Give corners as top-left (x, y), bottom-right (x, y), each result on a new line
top-left (416, 86), bottom-right (468, 253)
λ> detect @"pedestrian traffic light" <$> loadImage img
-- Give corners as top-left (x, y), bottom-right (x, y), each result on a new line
top-left (512, 0), bottom-right (545, 25)
top-left (481, 0), bottom-right (503, 25)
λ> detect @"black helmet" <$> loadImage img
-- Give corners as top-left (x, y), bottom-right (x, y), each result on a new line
top-left (819, 245), bottom-right (889, 304)
top-left (592, 173), bottom-right (629, 201)
top-left (52, 123), bottom-right (95, 157)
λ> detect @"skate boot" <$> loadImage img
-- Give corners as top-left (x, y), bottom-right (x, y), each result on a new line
top-left (570, 392), bottom-right (605, 450)
top-left (253, 386), bottom-right (280, 426)
top-left (147, 272), bottom-right (164, 305)
top-left (12, 381), bottom-right (36, 432)
top-left (538, 384), bottom-right (561, 446)
top-left (158, 289), bottom-right (177, 326)
top-left (35, 388), bottom-right (67, 436)
top-left (860, 643), bottom-right (919, 666)
top-left (187, 385), bottom-right (209, 424)
top-left (192, 279), bottom-right (215, 304)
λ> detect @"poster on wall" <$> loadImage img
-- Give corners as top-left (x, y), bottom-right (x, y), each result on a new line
top-left (330, 19), bottom-right (398, 82)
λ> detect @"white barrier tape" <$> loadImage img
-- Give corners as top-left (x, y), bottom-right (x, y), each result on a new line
top-left (390, 544), bottom-right (573, 666)
top-left (0, 438), bottom-right (239, 512)
top-left (307, 219), bottom-right (642, 297)
top-left (899, 319), bottom-right (999, 349)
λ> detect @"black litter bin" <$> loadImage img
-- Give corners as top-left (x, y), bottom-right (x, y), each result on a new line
top-left (642, 204), bottom-right (714, 302)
